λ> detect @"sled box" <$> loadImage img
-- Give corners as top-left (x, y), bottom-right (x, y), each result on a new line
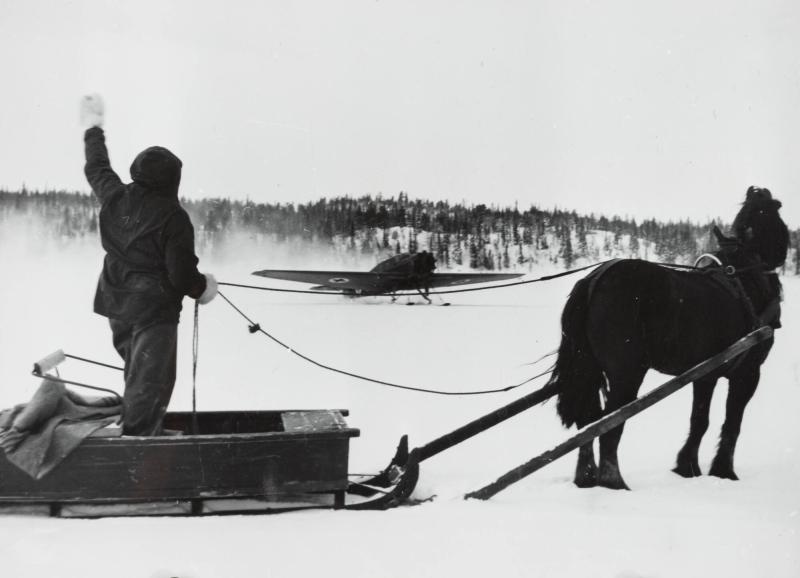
top-left (0, 410), bottom-right (360, 508)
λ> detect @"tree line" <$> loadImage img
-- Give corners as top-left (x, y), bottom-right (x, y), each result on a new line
top-left (2, 188), bottom-right (798, 274)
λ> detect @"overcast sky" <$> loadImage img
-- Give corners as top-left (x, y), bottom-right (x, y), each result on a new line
top-left (1, 0), bottom-right (797, 225)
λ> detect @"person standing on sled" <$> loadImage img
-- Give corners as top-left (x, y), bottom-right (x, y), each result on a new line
top-left (80, 94), bottom-right (217, 436)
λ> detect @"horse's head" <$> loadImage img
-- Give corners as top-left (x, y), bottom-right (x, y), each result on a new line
top-left (728, 186), bottom-right (789, 270)
top-left (710, 226), bottom-right (757, 273)
top-left (707, 188), bottom-right (787, 328)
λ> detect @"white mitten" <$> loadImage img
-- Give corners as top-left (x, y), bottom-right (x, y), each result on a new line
top-left (198, 274), bottom-right (218, 305)
top-left (80, 94), bottom-right (105, 128)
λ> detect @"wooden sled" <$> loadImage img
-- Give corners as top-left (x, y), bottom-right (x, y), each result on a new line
top-left (0, 408), bottom-right (418, 517)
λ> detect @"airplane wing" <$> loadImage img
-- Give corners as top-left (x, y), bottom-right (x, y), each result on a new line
top-left (252, 269), bottom-right (406, 292)
top-left (427, 273), bottom-right (524, 288)
top-left (253, 269), bottom-right (524, 293)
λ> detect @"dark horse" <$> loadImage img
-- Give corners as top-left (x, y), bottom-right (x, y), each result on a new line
top-left (549, 187), bottom-right (789, 490)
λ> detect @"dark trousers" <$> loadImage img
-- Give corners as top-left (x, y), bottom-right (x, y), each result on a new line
top-left (109, 319), bottom-right (178, 436)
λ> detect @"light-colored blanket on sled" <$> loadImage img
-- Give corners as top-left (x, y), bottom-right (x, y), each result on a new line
top-left (0, 379), bottom-right (121, 479)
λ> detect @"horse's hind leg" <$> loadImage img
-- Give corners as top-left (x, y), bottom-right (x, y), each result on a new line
top-left (709, 367), bottom-right (761, 480)
top-left (597, 369), bottom-right (647, 490)
top-left (573, 404), bottom-right (601, 487)
top-left (571, 379), bottom-right (604, 488)
top-left (574, 444), bottom-right (598, 488)
top-left (673, 377), bottom-right (717, 477)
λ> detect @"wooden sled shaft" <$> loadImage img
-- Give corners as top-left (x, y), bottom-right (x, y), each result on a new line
top-left (418, 382), bottom-right (560, 463)
top-left (465, 326), bottom-right (773, 501)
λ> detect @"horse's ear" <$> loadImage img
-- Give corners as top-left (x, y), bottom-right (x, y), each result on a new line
top-left (712, 225), bottom-right (740, 249)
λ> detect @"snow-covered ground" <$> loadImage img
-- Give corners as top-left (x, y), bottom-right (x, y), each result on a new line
top-left (0, 225), bottom-right (798, 578)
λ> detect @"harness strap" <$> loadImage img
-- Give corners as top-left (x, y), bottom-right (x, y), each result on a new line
top-left (704, 270), bottom-right (743, 305)
top-left (729, 276), bottom-right (759, 330)
top-left (586, 259), bottom-right (624, 301)
top-left (584, 258), bottom-right (777, 340)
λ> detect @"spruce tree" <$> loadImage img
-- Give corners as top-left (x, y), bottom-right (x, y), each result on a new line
top-left (561, 229), bottom-right (574, 268)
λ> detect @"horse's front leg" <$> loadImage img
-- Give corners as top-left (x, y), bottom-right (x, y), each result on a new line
top-left (673, 377), bottom-right (717, 477)
top-left (709, 367), bottom-right (761, 480)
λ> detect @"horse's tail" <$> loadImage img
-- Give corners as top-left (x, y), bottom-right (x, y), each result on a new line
top-left (550, 275), bottom-right (604, 428)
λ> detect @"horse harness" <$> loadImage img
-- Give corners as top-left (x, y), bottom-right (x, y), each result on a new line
top-left (697, 259), bottom-right (782, 331)
top-left (586, 258), bottom-right (781, 332)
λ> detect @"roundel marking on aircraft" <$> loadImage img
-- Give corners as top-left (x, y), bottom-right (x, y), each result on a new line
top-left (328, 277), bottom-right (350, 284)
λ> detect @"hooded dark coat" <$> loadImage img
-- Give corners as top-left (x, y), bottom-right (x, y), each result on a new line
top-left (84, 127), bottom-right (206, 326)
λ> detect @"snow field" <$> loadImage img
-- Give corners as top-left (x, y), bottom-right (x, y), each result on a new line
top-left (0, 229), bottom-right (797, 578)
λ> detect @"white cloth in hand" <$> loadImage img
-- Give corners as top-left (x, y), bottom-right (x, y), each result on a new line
top-left (198, 274), bottom-right (218, 305)
top-left (80, 94), bottom-right (105, 128)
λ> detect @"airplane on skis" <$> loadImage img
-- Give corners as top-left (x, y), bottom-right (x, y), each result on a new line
top-left (252, 251), bottom-right (524, 302)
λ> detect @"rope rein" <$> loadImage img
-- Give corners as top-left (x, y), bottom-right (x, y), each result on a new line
top-left (205, 259), bottom-right (695, 397)
top-left (41, 261), bottom-right (601, 401)
top-left (216, 289), bottom-right (555, 396)
top-left (208, 257), bottom-right (768, 398)
top-left (191, 301), bottom-right (200, 433)
top-left (55, 258), bottom-right (763, 401)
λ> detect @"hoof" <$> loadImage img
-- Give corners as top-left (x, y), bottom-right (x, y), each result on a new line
top-left (574, 461), bottom-right (598, 488)
top-left (598, 464), bottom-right (630, 490)
top-left (672, 462), bottom-right (702, 478)
top-left (709, 464), bottom-right (739, 481)
top-left (598, 477), bottom-right (631, 491)
top-left (574, 476), bottom-right (597, 489)
top-left (709, 456), bottom-right (739, 480)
